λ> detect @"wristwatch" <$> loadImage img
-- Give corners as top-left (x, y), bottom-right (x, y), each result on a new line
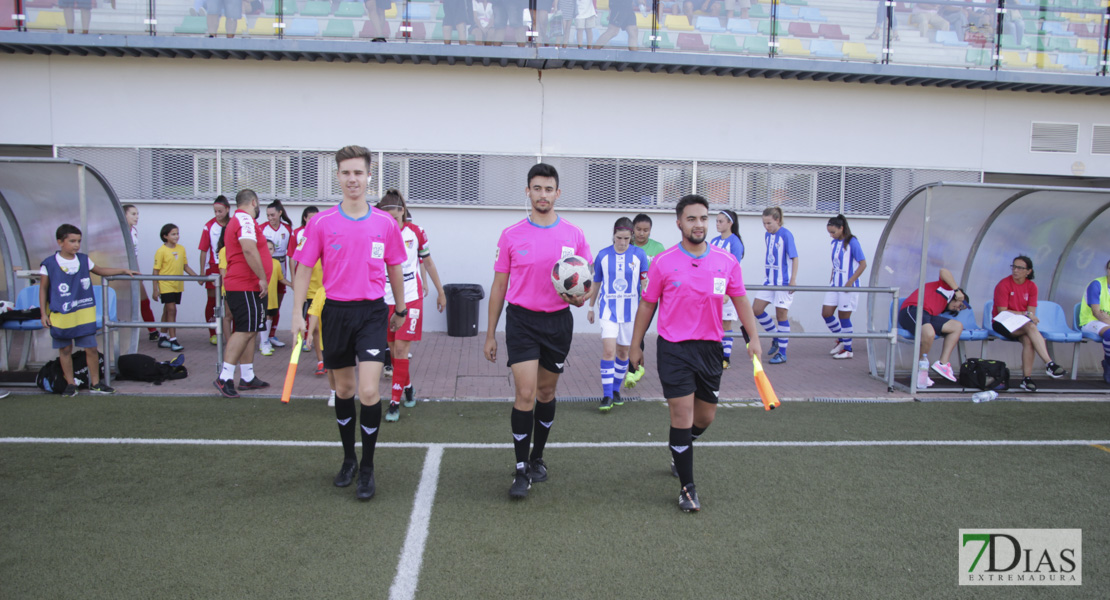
top-left (394, 307), bottom-right (408, 317)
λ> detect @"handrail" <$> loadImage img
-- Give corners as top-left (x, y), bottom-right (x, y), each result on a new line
top-left (100, 274), bottom-right (222, 386)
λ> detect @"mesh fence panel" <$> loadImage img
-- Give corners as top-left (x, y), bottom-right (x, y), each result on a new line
top-left (56, 146), bottom-right (981, 216)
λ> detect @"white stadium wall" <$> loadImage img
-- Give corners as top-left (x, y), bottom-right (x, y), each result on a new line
top-left (1, 54), bottom-right (1107, 332)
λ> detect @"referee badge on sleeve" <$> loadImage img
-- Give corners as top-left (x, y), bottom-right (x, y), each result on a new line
top-left (713, 278), bottom-right (727, 295)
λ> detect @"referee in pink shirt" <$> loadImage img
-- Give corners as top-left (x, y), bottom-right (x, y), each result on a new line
top-left (484, 163), bottom-right (593, 500)
top-left (630, 195), bottom-right (762, 513)
top-left (291, 145), bottom-right (407, 502)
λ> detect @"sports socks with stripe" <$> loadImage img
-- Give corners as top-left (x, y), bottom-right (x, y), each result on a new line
top-left (335, 396), bottom-right (357, 461)
top-left (360, 402), bottom-right (381, 471)
top-left (600, 359), bottom-right (615, 398)
top-left (531, 400), bottom-right (556, 462)
top-left (722, 330), bottom-right (734, 360)
top-left (839, 317), bottom-right (853, 352)
top-left (614, 357), bottom-right (629, 389)
top-left (756, 311), bottom-right (775, 335)
top-left (1102, 329), bottom-right (1110, 359)
top-left (669, 427), bottom-right (694, 488)
top-left (777, 321), bottom-right (791, 354)
top-left (510, 407), bottom-right (532, 467)
top-left (823, 315), bottom-right (842, 339)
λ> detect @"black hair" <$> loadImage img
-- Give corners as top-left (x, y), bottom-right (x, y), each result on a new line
top-left (267, 200), bottom-right (293, 226)
top-left (633, 213), bottom-right (653, 227)
top-left (943, 289), bottom-right (970, 316)
top-left (1014, 255), bottom-right (1035, 280)
top-left (214, 195), bottom-right (230, 209)
top-left (827, 213), bottom-right (855, 249)
top-left (675, 194), bottom-right (710, 217)
top-left (216, 223), bottom-right (227, 253)
top-left (300, 206), bottom-right (319, 227)
top-left (236, 189), bottom-right (258, 207)
top-left (56, 224), bottom-right (81, 241)
top-left (720, 209), bottom-right (740, 239)
top-left (613, 217), bottom-right (634, 234)
top-left (527, 163), bottom-right (559, 190)
top-left (160, 223), bottom-right (178, 242)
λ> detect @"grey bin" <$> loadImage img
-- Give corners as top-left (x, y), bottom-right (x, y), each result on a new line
top-left (444, 283), bottom-right (485, 337)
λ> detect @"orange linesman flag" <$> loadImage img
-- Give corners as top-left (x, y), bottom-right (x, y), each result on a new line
top-left (751, 355), bottom-right (780, 411)
top-left (280, 333), bottom-right (304, 404)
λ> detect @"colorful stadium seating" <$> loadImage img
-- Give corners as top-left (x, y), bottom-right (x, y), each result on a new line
top-left (817, 23), bottom-right (848, 40)
top-left (676, 32), bottom-right (709, 51)
top-left (727, 18), bottom-right (756, 34)
top-left (787, 21), bottom-right (818, 38)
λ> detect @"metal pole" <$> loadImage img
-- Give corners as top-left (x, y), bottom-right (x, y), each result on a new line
top-left (103, 283), bottom-right (112, 386)
top-left (215, 274), bottom-right (223, 379)
top-left (78, 164), bottom-right (87, 238)
top-left (909, 187), bottom-right (934, 394)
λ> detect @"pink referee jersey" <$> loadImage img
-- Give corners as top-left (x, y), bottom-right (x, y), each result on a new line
top-left (643, 245), bottom-right (746, 343)
top-left (494, 217), bottom-right (593, 313)
top-left (294, 204), bottom-right (406, 302)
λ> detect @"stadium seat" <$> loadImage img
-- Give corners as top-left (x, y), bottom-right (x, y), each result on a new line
top-left (266, 0), bottom-right (297, 15)
top-left (1076, 37), bottom-right (1099, 52)
top-left (1068, 22), bottom-right (1096, 36)
top-left (642, 31), bottom-right (674, 49)
top-left (173, 15), bottom-right (207, 34)
top-left (596, 0), bottom-right (608, 9)
top-left (742, 35), bottom-right (770, 54)
top-left (695, 16), bottom-right (724, 32)
top-left (773, 5), bottom-right (799, 20)
top-left (936, 30), bottom-right (968, 46)
top-left (1031, 51), bottom-right (1066, 69)
top-left (1057, 53), bottom-right (1095, 70)
top-left (335, 2), bottom-right (364, 17)
top-left (781, 0), bottom-right (806, 5)
top-left (300, 1), bottom-right (330, 16)
top-left (747, 3), bottom-right (767, 18)
top-left (664, 15), bottom-right (694, 31)
top-left (634, 12), bottom-right (656, 29)
top-left (248, 17), bottom-right (279, 35)
top-left (1040, 21), bottom-right (1071, 36)
top-left (778, 37), bottom-right (808, 55)
top-left (216, 17), bottom-right (247, 34)
top-left (726, 18), bottom-right (756, 34)
top-left (285, 18), bottom-right (319, 35)
top-left (842, 42), bottom-right (877, 60)
top-left (27, 10), bottom-right (65, 30)
top-left (1000, 50), bottom-right (1036, 68)
top-left (3, 285), bottom-right (43, 372)
top-left (404, 3), bottom-right (431, 20)
top-left (1000, 33), bottom-right (1027, 49)
top-left (1049, 37), bottom-right (1082, 52)
top-left (1074, 303), bottom-right (1104, 341)
top-left (965, 48), bottom-right (992, 66)
top-left (710, 33), bottom-right (742, 52)
top-left (787, 21), bottom-right (818, 38)
top-left (397, 21), bottom-right (426, 39)
top-left (817, 23), bottom-right (848, 40)
top-left (809, 39), bottom-right (842, 58)
top-left (676, 32), bottom-right (708, 51)
top-left (798, 7), bottom-right (825, 22)
top-left (384, 3), bottom-right (398, 18)
top-left (323, 18), bottom-right (355, 36)
top-left (757, 20), bottom-right (789, 36)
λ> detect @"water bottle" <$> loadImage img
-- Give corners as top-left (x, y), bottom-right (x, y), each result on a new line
top-left (972, 390), bottom-right (998, 403)
top-left (917, 354), bottom-right (929, 388)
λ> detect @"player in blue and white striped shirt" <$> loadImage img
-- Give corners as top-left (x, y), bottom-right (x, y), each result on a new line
top-left (751, 207), bottom-right (798, 365)
top-left (822, 214), bottom-right (867, 360)
top-left (710, 209), bottom-right (745, 369)
top-left (587, 217), bottom-right (649, 412)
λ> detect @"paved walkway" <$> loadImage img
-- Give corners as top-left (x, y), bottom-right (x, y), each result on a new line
top-left (73, 328), bottom-right (1028, 402)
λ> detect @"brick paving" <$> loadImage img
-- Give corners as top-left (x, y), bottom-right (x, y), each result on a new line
top-left (101, 328), bottom-right (917, 402)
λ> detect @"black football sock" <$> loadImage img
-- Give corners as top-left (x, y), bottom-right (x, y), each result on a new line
top-left (670, 427), bottom-right (694, 488)
top-left (530, 400), bottom-right (556, 462)
top-left (691, 424), bottom-right (708, 441)
top-left (360, 402), bottom-right (382, 472)
top-left (334, 396), bottom-right (357, 461)
top-left (511, 407), bottom-right (533, 469)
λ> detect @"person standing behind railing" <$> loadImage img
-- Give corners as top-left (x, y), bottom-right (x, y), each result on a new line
top-left (152, 223), bottom-right (201, 353)
top-left (261, 200), bottom-right (294, 349)
top-left (752, 207), bottom-right (798, 365)
top-left (199, 196), bottom-right (231, 345)
top-left (122, 204), bottom-right (160, 342)
top-left (822, 214), bottom-right (867, 361)
top-left (1078, 258), bottom-right (1110, 386)
top-left (709, 209), bottom-right (744, 369)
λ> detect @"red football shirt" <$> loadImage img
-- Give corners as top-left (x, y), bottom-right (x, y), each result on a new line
top-left (224, 209), bottom-right (273, 292)
top-left (992, 276), bottom-right (1037, 317)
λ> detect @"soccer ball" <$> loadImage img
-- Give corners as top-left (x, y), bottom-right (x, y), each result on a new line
top-left (551, 255), bottom-right (592, 297)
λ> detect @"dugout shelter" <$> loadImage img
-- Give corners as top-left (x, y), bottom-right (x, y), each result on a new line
top-left (867, 182), bottom-right (1110, 393)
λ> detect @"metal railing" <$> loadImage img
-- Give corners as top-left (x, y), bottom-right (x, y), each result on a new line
top-left (738, 284), bottom-right (900, 392)
top-left (7, 0), bottom-right (1108, 76)
top-left (101, 274), bottom-right (222, 385)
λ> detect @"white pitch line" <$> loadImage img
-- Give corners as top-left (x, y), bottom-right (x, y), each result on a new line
top-left (389, 445), bottom-right (443, 600)
top-left (2, 437), bottom-right (1110, 448)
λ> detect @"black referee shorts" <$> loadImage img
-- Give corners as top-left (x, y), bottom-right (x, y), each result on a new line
top-left (505, 303), bottom-right (573, 374)
top-left (226, 291), bottom-right (267, 333)
top-left (320, 298), bottom-right (388, 370)
top-left (657, 337), bottom-right (724, 403)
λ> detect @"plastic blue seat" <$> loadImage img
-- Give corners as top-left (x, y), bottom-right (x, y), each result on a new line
top-left (90, 285), bottom-right (117, 329)
top-left (809, 39), bottom-right (842, 57)
top-left (1074, 303), bottom-right (1104, 341)
top-left (404, 3), bottom-right (432, 20)
top-left (955, 307), bottom-right (989, 341)
top-left (695, 16), bottom-right (725, 32)
top-left (798, 6), bottom-right (825, 22)
top-left (1036, 301), bottom-right (1082, 343)
top-left (4, 285), bottom-right (44, 331)
top-left (285, 18), bottom-right (319, 36)
top-left (727, 18), bottom-right (756, 34)
top-left (773, 5), bottom-right (799, 20)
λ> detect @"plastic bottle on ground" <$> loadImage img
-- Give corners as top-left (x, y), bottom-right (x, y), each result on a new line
top-left (971, 390), bottom-right (998, 403)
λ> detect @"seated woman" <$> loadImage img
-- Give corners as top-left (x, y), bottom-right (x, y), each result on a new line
top-left (1078, 257), bottom-right (1110, 385)
top-left (898, 268), bottom-right (966, 388)
top-left (991, 255), bottom-right (1066, 393)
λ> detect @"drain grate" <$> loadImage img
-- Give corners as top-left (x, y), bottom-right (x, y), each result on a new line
top-left (812, 397), bottom-right (905, 404)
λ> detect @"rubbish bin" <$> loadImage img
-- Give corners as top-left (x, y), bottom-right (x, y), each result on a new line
top-left (444, 283), bottom-right (485, 337)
